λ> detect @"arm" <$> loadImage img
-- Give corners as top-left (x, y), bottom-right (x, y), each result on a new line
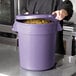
top-left (60, 0), bottom-right (73, 20)
top-left (52, 0), bottom-right (73, 21)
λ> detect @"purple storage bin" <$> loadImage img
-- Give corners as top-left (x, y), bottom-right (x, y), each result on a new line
top-left (12, 14), bottom-right (62, 71)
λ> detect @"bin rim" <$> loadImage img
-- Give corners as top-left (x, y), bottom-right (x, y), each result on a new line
top-left (16, 19), bottom-right (54, 25)
top-left (13, 14), bottom-right (62, 32)
top-left (16, 14), bottom-right (56, 21)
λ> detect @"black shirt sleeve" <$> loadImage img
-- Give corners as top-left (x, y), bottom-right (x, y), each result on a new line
top-left (60, 0), bottom-right (73, 20)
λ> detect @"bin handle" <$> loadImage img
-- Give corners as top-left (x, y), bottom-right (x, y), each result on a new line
top-left (12, 22), bottom-right (17, 32)
top-left (49, 14), bottom-right (62, 31)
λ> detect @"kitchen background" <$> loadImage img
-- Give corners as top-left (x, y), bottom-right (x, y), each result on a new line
top-left (0, 1), bottom-right (76, 76)
top-left (0, 0), bottom-right (76, 55)
top-left (0, 0), bottom-right (76, 33)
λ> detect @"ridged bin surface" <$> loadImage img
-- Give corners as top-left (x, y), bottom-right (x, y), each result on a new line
top-left (13, 14), bottom-right (61, 71)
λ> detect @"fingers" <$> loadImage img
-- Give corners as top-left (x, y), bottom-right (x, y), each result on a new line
top-left (52, 9), bottom-right (68, 21)
top-left (52, 10), bottom-right (61, 20)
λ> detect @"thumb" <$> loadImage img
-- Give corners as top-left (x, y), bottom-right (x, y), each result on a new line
top-left (52, 11), bottom-right (56, 15)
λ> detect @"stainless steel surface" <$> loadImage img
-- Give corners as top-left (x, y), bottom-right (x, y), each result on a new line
top-left (0, 24), bottom-right (16, 33)
top-left (17, 0), bottom-right (20, 15)
top-left (14, 0), bottom-right (18, 17)
top-left (63, 31), bottom-right (73, 55)
top-left (63, 25), bottom-right (76, 55)
top-left (0, 37), bottom-right (17, 46)
top-left (0, 37), bottom-right (76, 76)
top-left (0, 0), bottom-right (18, 32)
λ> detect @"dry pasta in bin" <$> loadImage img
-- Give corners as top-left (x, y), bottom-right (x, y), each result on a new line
top-left (24, 19), bottom-right (51, 24)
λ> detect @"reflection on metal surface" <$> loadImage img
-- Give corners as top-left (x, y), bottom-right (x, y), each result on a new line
top-left (0, 0), bottom-right (11, 23)
top-left (71, 72), bottom-right (76, 76)
top-left (20, 68), bottom-right (59, 76)
top-left (56, 55), bottom-right (76, 68)
top-left (0, 73), bottom-right (9, 76)
top-left (0, 0), bottom-right (18, 25)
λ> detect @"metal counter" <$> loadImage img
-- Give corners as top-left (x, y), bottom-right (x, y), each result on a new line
top-left (0, 43), bottom-right (76, 76)
top-left (63, 24), bottom-right (76, 55)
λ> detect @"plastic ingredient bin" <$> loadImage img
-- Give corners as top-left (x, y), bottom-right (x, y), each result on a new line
top-left (12, 14), bottom-right (62, 71)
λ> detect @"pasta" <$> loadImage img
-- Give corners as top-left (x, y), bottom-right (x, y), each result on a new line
top-left (24, 19), bottom-right (51, 24)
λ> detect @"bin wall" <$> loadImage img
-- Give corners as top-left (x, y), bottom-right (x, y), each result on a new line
top-left (18, 33), bottom-right (56, 70)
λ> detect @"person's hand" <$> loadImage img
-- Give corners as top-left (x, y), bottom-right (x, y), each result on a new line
top-left (52, 9), bottom-right (68, 21)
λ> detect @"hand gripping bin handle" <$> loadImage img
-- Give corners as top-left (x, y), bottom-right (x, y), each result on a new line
top-left (47, 14), bottom-right (62, 31)
top-left (12, 14), bottom-right (62, 71)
